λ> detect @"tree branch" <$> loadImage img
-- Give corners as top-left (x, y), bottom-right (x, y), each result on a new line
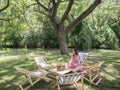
top-left (26, 3), bottom-right (38, 8)
top-left (48, 0), bottom-right (52, 8)
top-left (60, 0), bottom-right (74, 24)
top-left (24, 13), bottom-right (32, 29)
top-left (0, 14), bottom-right (20, 21)
top-left (38, 7), bottom-right (48, 16)
top-left (51, 0), bottom-right (56, 12)
top-left (35, 0), bottom-right (49, 11)
top-left (0, 0), bottom-right (9, 12)
top-left (0, 3), bottom-right (37, 21)
top-left (65, 0), bottom-right (101, 33)
top-left (51, 0), bottom-right (60, 17)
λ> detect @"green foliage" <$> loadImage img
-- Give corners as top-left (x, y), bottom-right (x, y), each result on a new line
top-left (20, 29), bottom-right (40, 47)
top-left (86, 13), bottom-right (119, 49)
top-left (94, 24), bottom-right (119, 49)
top-left (40, 21), bottom-right (59, 48)
top-left (69, 21), bottom-right (94, 51)
top-left (108, 13), bottom-right (120, 45)
top-left (0, 20), bottom-right (24, 47)
top-left (84, 0), bottom-right (120, 49)
top-left (21, 21), bottom-right (59, 48)
top-left (0, 0), bottom-right (120, 50)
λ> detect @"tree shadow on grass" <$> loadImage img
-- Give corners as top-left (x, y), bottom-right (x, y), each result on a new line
top-left (93, 76), bottom-right (120, 90)
top-left (0, 49), bottom-right (120, 90)
top-left (0, 56), bottom-right (75, 90)
top-left (85, 50), bottom-right (120, 90)
top-left (0, 56), bottom-right (36, 90)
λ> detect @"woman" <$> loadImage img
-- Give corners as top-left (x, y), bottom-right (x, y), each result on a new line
top-left (68, 48), bottom-right (80, 69)
top-left (68, 48), bottom-right (88, 73)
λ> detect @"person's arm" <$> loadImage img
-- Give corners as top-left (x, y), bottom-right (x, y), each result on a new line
top-left (69, 54), bottom-right (74, 63)
top-left (68, 54), bottom-right (73, 68)
top-left (68, 57), bottom-right (72, 65)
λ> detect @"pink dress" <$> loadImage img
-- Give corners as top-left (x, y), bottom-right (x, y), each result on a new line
top-left (69, 54), bottom-right (80, 69)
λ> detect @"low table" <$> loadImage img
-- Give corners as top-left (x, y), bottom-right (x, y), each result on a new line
top-left (49, 68), bottom-right (72, 76)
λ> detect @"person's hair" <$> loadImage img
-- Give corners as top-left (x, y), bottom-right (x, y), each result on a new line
top-left (73, 48), bottom-right (78, 55)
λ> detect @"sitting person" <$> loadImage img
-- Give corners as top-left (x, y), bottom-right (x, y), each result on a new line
top-left (67, 48), bottom-right (88, 73)
top-left (68, 48), bottom-right (81, 69)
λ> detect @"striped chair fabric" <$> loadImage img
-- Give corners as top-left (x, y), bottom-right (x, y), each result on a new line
top-left (78, 53), bottom-right (88, 63)
top-left (34, 56), bottom-right (50, 69)
top-left (34, 57), bottom-right (46, 64)
top-left (56, 73), bottom-right (84, 90)
top-left (59, 73), bottom-right (82, 85)
top-left (78, 53), bottom-right (89, 67)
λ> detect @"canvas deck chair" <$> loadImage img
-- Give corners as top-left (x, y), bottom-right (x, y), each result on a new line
top-left (14, 66), bottom-right (51, 90)
top-left (78, 53), bottom-right (88, 66)
top-left (34, 56), bottom-right (53, 70)
top-left (82, 61), bottom-right (104, 85)
top-left (56, 73), bottom-right (84, 90)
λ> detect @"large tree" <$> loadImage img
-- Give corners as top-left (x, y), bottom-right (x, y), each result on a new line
top-left (35, 0), bottom-right (101, 55)
top-left (0, 0), bottom-right (101, 55)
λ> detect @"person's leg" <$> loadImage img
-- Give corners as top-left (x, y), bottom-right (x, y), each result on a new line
top-left (72, 66), bottom-right (82, 72)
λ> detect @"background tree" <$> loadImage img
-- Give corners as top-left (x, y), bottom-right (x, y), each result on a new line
top-left (35, 0), bottom-right (101, 55)
top-left (0, 0), bottom-right (119, 54)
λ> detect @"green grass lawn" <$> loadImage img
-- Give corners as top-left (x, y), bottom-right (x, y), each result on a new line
top-left (0, 48), bottom-right (120, 90)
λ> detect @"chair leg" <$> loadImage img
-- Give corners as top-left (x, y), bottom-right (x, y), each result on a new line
top-left (56, 76), bottom-right (60, 90)
top-left (27, 76), bottom-right (33, 86)
top-left (73, 83), bottom-right (77, 89)
top-left (32, 78), bottom-right (41, 85)
top-left (96, 78), bottom-right (102, 85)
top-left (74, 82), bottom-right (79, 90)
top-left (43, 76), bottom-right (52, 82)
top-left (81, 75), bottom-right (84, 90)
top-left (91, 74), bottom-right (99, 82)
top-left (19, 85), bottom-right (24, 90)
top-left (57, 84), bottom-right (60, 90)
top-left (19, 83), bottom-right (33, 90)
top-left (89, 71), bottom-right (92, 83)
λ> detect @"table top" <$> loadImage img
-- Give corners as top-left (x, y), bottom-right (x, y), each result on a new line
top-left (49, 68), bottom-right (72, 75)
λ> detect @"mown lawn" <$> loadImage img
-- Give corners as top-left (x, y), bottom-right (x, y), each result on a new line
top-left (0, 48), bottom-right (120, 90)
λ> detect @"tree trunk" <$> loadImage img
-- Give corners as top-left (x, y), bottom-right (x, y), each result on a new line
top-left (56, 30), bottom-right (69, 55)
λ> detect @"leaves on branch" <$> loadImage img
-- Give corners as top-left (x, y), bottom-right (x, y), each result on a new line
top-left (0, 0), bottom-right (9, 12)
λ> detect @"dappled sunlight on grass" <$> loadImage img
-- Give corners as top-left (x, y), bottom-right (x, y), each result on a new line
top-left (0, 55), bottom-right (20, 61)
top-left (57, 57), bottom-right (64, 61)
top-left (0, 50), bottom-right (8, 54)
top-left (1, 75), bottom-right (15, 82)
top-left (0, 48), bottom-right (120, 90)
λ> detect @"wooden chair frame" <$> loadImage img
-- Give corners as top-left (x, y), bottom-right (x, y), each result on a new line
top-left (82, 61), bottom-right (104, 85)
top-left (14, 66), bottom-right (51, 90)
top-left (56, 73), bottom-right (84, 90)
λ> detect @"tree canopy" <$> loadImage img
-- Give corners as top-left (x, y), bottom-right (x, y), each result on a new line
top-left (0, 0), bottom-right (120, 54)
